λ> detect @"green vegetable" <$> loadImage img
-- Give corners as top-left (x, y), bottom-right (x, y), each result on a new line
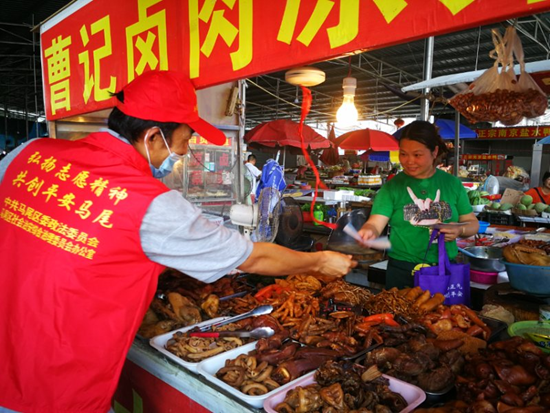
top-left (516, 204), bottom-right (527, 210)
top-left (500, 203), bottom-right (513, 211)
top-left (468, 190), bottom-right (480, 200)
top-left (528, 204), bottom-right (536, 210)
top-left (535, 203), bottom-right (548, 213)
top-left (491, 202), bottom-right (501, 210)
top-left (546, 206), bottom-right (550, 213)
top-left (480, 191), bottom-right (490, 196)
top-left (521, 195), bottom-right (533, 206)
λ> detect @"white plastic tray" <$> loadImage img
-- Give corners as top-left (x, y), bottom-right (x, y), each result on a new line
top-left (197, 341), bottom-right (316, 409)
top-left (264, 372), bottom-right (426, 413)
top-left (149, 317), bottom-right (232, 373)
top-left (263, 372), bottom-right (426, 413)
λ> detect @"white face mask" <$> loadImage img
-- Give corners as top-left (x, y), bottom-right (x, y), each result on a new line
top-left (143, 128), bottom-right (184, 178)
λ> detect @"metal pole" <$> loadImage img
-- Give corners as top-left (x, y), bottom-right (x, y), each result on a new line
top-left (531, 143), bottom-right (543, 189)
top-left (420, 37), bottom-right (434, 121)
top-left (237, 80), bottom-right (247, 203)
top-left (454, 112), bottom-right (460, 177)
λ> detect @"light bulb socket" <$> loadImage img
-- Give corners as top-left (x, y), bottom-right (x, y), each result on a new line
top-left (342, 76), bottom-right (357, 96)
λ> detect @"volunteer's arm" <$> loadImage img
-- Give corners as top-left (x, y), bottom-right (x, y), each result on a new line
top-left (239, 243), bottom-right (356, 282)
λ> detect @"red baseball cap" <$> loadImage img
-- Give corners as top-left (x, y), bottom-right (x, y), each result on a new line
top-left (116, 70), bottom-right (226, 146)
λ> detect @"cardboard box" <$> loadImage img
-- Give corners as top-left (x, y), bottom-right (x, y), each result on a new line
top-left (500, 188), bottom-right (524, 206)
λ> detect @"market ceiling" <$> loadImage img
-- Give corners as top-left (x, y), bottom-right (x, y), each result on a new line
top-left (2, 1), bottom-right (550, 131)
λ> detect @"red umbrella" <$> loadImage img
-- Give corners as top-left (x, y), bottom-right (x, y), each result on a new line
top-left (319, 125), bottom-right (339, 166)
top-left (244, 119), bottom-right (332, 152)
top-left (334, 128), bottom-right (399, 151)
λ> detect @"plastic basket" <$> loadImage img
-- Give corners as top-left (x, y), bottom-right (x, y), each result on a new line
top-left (480, 212), bottom-right (518, 226)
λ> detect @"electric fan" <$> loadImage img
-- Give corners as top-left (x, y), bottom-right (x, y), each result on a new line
top-left (229, 187), bottom-right (282, 242)
top-left (275, 197), bottom-right (314, 251)
top-left (482, 175), bottom-right (500, 195)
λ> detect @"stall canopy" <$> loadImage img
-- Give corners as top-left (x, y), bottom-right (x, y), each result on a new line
top-left (335, 129), bottom-right (399, 151)
top-left (244, 119), bottom-right (331, 153)
top-left (393, 119), bottom-right (477, 140)
top-left (39, 1), bottom-right (550, 121)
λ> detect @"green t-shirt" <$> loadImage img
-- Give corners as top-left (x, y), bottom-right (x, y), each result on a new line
top-left (371, 169), bottom-right (472, 264)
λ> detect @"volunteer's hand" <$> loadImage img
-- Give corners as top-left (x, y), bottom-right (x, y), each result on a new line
top-left (311, 251), bottom-right (357, 282)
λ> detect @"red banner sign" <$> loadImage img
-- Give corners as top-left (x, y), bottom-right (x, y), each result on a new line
top-left (462, 154), bottom-right (508, 160)
top-left (475, 126), bottom-right (550, 139)
top-left (189, 135), bottom-right (231, 147)
top-left (40, 0), bottom-right (550, 120)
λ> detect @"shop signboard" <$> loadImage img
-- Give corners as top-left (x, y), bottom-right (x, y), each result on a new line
top-left (40, 0), bottom-right (550, 121)
top-left (462, 154), bottom-right (508, 161)
top-left (475, 127), bottom-right (550, 139)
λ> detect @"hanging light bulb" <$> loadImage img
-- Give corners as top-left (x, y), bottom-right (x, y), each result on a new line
top-left (336, 76), bottom-right (358, 126)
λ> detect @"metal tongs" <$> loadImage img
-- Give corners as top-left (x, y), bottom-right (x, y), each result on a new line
top-left (188, 327), bottom-right (275, 339)
top-left (196, 305), bottom-right (274, 332)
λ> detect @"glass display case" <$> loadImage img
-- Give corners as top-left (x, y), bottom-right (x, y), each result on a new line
top-left (162, 127), bottom-right (240, 214)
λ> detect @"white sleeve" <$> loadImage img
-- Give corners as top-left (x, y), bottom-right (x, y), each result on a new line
top-left (140, 191), bottom-right (254, 283)
top-left (248, 163), bottom-right (261, 178)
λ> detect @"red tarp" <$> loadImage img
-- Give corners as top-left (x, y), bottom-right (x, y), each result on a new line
top-left (335, 128), bottom-right (399, 151)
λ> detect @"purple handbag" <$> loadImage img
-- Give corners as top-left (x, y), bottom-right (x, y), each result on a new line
top-left (414, 230), bottom-right (470, 306)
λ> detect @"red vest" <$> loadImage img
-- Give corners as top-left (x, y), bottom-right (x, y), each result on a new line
top-left (0, 132), bottom-right (168, 412)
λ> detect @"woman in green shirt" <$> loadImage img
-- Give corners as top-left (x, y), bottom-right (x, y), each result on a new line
top-left (358, 121), bottom-right (479, 289)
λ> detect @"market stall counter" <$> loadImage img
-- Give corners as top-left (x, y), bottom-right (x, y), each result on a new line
top-left (113, 338), bottom-right (259, 413)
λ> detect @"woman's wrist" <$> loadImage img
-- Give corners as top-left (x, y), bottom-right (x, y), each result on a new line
top-left (361, 223), bottom-right (379, 238)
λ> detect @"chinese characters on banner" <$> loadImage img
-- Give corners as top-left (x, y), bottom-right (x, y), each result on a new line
top-left (41, 0), bottom-right (550, 120)
top-left (0, 150), bottom-right (130, 260)
top-left (189, 135), bottom-right (231, 147)
top-left (475, 127), bottom-right (550, 139)
top-left (462, 154), bottom-right (507, 161)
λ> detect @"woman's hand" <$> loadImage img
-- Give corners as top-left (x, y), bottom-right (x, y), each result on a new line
top-left (358, 225), bottom-right (378, 241)
top-left (439, 225), bottom-right (463, 242)
top-left (358, 214), bottom-right (389, 243)
top-left (439, 214), bottom-right (479, 242)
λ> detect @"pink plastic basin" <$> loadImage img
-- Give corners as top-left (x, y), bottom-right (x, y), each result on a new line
top-left (470, 269), bottom-right (498, 284)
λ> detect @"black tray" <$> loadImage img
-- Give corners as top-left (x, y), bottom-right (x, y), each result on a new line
top-left (479, 315), bottom-right (508, 343)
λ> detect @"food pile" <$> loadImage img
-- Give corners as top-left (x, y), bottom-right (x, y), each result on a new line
top-left (467, 190), bottom-right (493, 208)
top-left (503, 241), bottom-right (550, 266)
top-left (142, 270), bottom-right (534, 411)
top-left (275, 360), bottom-right (408, 413)
top-left (450, 87), bottom-right (547, 125)
top-left (455, 336), bottom-right (550, 412)
top-left (511, 195), bottom-right (550, 216)
top-left (138, 270), bottom-right (252, 338)
top-left (165, 322), bottom-right (252, 362)
top-left (210, 281), bottom-right (497, 404)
